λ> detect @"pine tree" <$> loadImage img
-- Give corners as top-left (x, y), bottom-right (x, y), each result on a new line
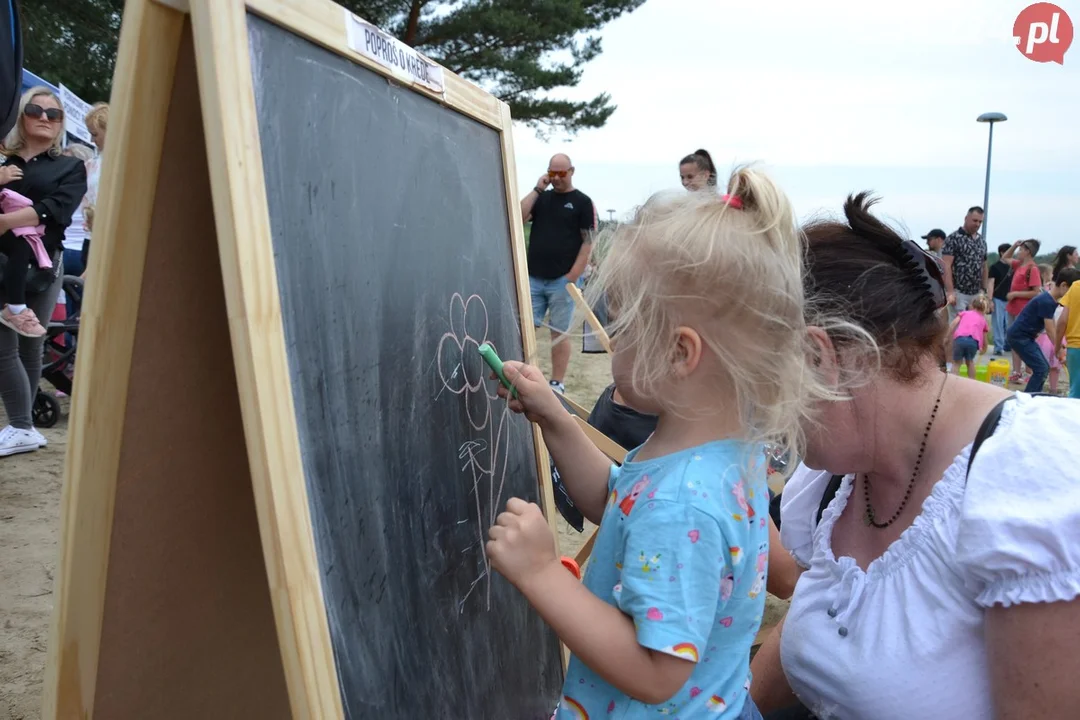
top-left (23, 0), bottom-right (645, 135)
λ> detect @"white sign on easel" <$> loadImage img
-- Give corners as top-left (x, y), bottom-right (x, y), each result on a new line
top-left (343, 11), bottom-right (446, 95)
top-left (59, 83), bottom-right (93, 145)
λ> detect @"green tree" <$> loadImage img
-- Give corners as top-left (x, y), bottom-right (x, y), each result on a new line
top-left (23, 0), bottom-right (123, 103)
top-left (343, 0), bottom-right (645, 135)
top-left (22, 0), bottom-right (645, 135)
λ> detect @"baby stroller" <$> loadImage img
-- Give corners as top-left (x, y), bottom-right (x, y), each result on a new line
top-left (34, 275), bottom-right (83, 428)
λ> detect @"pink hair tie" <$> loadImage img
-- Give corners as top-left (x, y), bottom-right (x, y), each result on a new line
top-left (721, 193), bottom-right (743, 209)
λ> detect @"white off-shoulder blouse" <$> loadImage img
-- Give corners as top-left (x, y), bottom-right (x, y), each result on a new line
top-left (778, 393), bottom-right (1080, 720)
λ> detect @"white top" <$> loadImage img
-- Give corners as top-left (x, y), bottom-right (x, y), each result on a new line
top-left (63, 204), bottom-right (87, 252)
top-left (778, 393), bottom-right (1080, 720)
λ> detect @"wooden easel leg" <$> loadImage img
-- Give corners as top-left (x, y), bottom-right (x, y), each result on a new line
top-left (43, 11), bottom-right (292, 719)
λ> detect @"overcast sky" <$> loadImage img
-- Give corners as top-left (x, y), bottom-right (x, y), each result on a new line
top-left (511, 0), bottom-right (1079, 252)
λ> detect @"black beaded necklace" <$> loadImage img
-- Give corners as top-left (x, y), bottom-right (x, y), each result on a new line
top-left (862, 373), bottom-right (948, 529)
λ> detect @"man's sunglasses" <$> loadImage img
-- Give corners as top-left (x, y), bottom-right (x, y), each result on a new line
top-left (547, 169), bottom-right (571, 178)
top-left (901, 240), bottom-right (947, 310)
top-left (24, 104), bottom-right (64, 122)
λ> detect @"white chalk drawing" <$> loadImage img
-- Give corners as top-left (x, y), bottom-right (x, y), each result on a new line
top-left (435, 292), bottom-right (513, 611)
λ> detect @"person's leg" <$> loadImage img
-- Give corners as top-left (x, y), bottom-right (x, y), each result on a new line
top-left (546, 277), bottom-right (575, 386)
top-left (18, 269), bottom-right (63, 413)
top-left (0, 325), bottom-right (29, 422)
top-left (1013, 336), bottom-right (1049, 393)
top-left (529, 275), bottom-right (548, 330)
top-left (0, 321), bottom-right (39, 455)
top-left (1068, 348), bottom-right (1080, 399)
top-left (1, 238), bottom-right (31, 306)
top-left (992, 299), bottom-right (1008, 354)
top-left (951, 337), bottom-right (971, 375)
top-left (0, 321), bottom-right (39, 453)
top-left (1008, 313), bottom-right (1023, 376)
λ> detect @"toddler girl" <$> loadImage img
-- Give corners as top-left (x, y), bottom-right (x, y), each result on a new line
top-left (485, 167), bottom-right (825, 719)
top-left (947, 295), bottom-right (988, 379)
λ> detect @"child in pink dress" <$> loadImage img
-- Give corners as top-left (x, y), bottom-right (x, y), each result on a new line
top-left (1037, 270), bottom-right (1066, 393)
top-left (948, 295), bottom-right (989, 379)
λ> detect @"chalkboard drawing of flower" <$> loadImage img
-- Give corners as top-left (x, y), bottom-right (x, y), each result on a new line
top-left (437, 292), bottom-right (502, 431)
top-left (435, 291), bottom-right (514, 611)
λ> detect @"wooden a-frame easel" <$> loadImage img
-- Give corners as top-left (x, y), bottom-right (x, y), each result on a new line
top-left (40, 0), bottom-right (566, 716)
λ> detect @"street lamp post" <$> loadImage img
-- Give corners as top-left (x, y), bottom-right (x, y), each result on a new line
top-left (976, 112), bottom-right (1007, 241)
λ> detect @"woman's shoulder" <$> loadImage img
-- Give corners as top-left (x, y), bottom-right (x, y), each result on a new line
top-left (957, 393), bottom-right (1080, 607)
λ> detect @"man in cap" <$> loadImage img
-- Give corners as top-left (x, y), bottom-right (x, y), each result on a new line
top-left (922, 228), bottom-right (946, 258)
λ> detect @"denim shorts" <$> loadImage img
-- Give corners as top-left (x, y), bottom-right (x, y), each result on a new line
top-left (530, 274), bottom-right (576, 334)
top-left (952, 335), bottom-right (979, 362)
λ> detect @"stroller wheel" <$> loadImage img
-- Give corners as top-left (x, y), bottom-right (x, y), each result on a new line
top-left (33, 391), bottom-right (61, 429)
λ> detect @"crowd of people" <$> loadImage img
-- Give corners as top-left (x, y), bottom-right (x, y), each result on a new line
top-left (0, 86), bottom-right (106, 456)
top-left (516, 149), bottom-right (1078, 720)
top-left (0, 79), bottom-right (1077, 717)
top-left (922, 208), bottom-right (1080, 396)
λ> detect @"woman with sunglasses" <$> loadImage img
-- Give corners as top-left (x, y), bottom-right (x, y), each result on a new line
top-left (0, 87), bottom-right (86, 456)
top-left (749, 193), bottom-right (1080, 720)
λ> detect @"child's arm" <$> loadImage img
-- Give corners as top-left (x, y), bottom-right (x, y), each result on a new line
top-left (765, 518), bottom-right (801, 600)
top-left (1045, 318), bottom-right (1058, 351)
top-left (751, 616), bottom-right (800, 713)
top-left (496, 362), bottom-right (612, 524)
top-left (521, 558), bottom-right (693, 704)
top-left (1057, 307), bottom-right (1070, 351)
top-left (487, 499), bottom-right (696, 704)
top-left (1008, 288), bottom-right (1040, 301)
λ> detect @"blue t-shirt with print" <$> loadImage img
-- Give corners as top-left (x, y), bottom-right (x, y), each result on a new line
top-left (556, 440), bottom-right (770, 719)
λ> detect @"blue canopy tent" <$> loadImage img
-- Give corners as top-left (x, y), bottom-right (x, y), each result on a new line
top-left (21, 68), bottom-right (59, 95)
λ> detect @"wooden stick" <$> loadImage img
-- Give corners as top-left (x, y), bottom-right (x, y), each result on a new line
top-left (565, 282), bottom-right (611, 354)
top-left (553, 388), bottom-right (591, 420)
top-left (573, 528), bottom-right (599, 567)
top-left (572, 416), bottom-right (627, 464)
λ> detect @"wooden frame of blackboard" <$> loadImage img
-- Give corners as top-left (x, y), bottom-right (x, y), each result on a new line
top-left (41, 0), bottom-right (563, 717)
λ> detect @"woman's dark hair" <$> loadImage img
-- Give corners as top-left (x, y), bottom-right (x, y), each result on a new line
top-left (803, 192), bottom-right (947, 381)
top-left (1052, 245), bottom-right (1077, 283)
top-left (680, 149), bottom-right (717, 186)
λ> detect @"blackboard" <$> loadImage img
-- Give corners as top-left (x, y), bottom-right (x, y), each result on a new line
top-left (247, 13), bottom-right (564, 719)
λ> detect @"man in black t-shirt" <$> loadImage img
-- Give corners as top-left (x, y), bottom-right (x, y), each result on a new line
top-left (520, 153), bottom-right (596, 392)
top-left (987, 242), bottom-right (1013, 356)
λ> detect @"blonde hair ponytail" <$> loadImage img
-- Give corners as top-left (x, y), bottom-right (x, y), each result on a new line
top-left (584, 163), bottom-right (833, 464)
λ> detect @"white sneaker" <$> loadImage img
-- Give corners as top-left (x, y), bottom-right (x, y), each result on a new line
top-left (30, 427), bottom-right (47, 447)
top-left (0, 425), bottom-right (40, 457)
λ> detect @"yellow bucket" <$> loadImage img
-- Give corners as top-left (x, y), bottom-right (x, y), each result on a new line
top-left (988, 358), bottom-right (1010, 387)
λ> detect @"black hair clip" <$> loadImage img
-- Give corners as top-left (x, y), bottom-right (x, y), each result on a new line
top-left (899, 240), bottom-right (947, 311)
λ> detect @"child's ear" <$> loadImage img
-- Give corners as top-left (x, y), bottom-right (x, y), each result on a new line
top-left (671, 327), bottom-right (703, 377)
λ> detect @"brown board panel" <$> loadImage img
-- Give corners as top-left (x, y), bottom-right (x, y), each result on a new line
top-left (90, 26), bottom-right (291, 719)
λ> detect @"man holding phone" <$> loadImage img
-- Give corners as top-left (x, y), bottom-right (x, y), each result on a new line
top-left (519, 153), bottom-right (596, 393)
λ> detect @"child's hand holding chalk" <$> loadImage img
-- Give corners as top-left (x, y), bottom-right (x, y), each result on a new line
top-left (477, 344), bottom-right (565, 426)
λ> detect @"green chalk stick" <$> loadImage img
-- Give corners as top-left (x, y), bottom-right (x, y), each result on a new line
top-left (477, 342), bottom-right (519, 399)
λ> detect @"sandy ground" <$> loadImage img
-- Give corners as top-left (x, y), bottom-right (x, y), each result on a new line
top-left (0, 393), bottom-right (66, 720)
top-left (0, 333), bottom-right (794, 719)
